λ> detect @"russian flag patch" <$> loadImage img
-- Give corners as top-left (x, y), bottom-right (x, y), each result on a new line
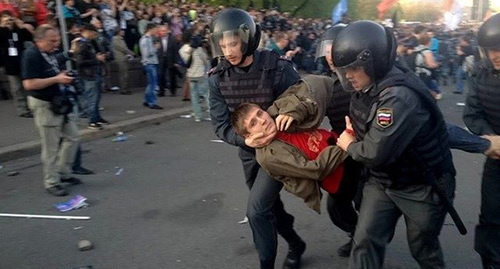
top-left (376, 108), bottom-right (393, 128)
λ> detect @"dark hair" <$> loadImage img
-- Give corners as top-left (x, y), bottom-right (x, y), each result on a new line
top-left (1, 10), bottom-right (14, 17)
top-left (418, 33), bottom-right (431, 45)
top-left (230, 103), bottom-right (260, 136)
top-left (413, 25), bottom-right (426, 35)
top-left (181, 30), bottom-right (192, 43)
top-left (460, 35), bottom-right (470, 44)
top-left (146, 23), bottom-right (157, 32)
top-left (66, 18), bottom-right (78, 30)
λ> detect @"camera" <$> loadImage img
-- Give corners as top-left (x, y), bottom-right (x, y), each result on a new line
top-left (65, 70), bottom-right (82, 94)
top-left (190, 35), bottom-right (203, 49)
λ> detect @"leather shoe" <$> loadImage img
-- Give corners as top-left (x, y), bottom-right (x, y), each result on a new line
top-left (149, 105), bottom-right (163, 110)
top-left (19, 112), bottom-right (33, 118)
top-left (73, 167), bottom-right (94, 175)
top-left (61, 177), bottom-right (82, 185)
top-left (46, 185), bottom-right (68, 196)
top-left (283, 240), bottom-right (306, 269)
top-left (337, 239), bottom-right (353, 257)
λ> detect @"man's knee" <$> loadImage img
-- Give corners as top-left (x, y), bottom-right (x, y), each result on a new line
top-left (247, 195), bottom-right (273, 223)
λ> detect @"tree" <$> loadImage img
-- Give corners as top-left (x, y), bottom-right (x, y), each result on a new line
top-left (263, 0), bottom-right (270, 9)
top-left (291, 0), bottom-right (308, 17)
top-left (272, 0), bottom-right (280, 11)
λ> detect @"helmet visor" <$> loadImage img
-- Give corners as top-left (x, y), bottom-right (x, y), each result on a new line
top-left (334, 49), bottom-right (375, 92)
top-left (479, 47), bottom-right (500, 71)
top-left (315, 39), bottom-right (333, 61)
top-left (209, 28), bottom-right (251, 58)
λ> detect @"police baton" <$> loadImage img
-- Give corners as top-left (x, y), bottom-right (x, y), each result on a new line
top-left (423, 170), bottom-right (467, 235)
top-left (411, 150), bottom-right (468, 235)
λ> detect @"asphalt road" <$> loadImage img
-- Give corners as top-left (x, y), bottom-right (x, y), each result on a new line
top-left (0, 84), bottom-right (486, 269)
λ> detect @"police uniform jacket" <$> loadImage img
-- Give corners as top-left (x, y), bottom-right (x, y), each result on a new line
top-left (463, 63), bottom-right (500, 136)
top-left (209, 50), bottom-right (300, 149)
top-left (346, 67), bottom-right (455, 187)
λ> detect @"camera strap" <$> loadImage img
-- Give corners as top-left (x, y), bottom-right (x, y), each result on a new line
top-left (40, 51), bottom-right (78, 116)
top-left (41, 51), bottom-right (61, 74)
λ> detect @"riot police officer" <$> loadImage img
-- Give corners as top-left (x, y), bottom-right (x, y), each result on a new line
top-left (315, 24), bottom-right (363, 258)
top-left (463, 13), bottom-right (500, 268)
top-left (334, 21), bottom-right (457, 268)
top-left (208, 8), bottom-right (305, 269)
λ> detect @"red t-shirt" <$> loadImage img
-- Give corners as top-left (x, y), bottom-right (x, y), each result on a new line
top-left (276, 129), bottom-right (344, 193)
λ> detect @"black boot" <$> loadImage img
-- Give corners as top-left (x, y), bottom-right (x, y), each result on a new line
top-left (282, 239), bottom-right (306, 269)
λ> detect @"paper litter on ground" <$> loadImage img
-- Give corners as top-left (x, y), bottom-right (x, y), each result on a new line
top-left (55, 195), bottom-right (89, 212)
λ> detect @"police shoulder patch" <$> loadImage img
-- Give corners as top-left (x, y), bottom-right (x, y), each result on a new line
top-left (376, 108), bottom-right (393, 128)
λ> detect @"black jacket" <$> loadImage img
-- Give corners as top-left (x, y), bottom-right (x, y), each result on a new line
top-left (76, 38), bottom-right (101, 79)
top-left (158, 33), bottom-right (179, 69)
top-left (0, 26), bottom-right (32, 75)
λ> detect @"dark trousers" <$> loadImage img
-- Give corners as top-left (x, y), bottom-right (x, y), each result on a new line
top-left (326, 157), bottom-right (362, 234)
top-left (239, 148), bottom-right (301, 269)
top-left (348, 174), bottom-right (455, 269)
top-left (72, 145), bottom-right (82, 170)
top-left (159, 65), bottom-right (177, 96)
top-left (475, 158), bottom-right (500, 268)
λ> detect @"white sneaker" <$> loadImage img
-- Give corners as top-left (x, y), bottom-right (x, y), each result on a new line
top-left (110, 86), bottom-right (120, 91)
top-left (434, 93), bottom-right (443, 100)
top-left (195, 118), bottom-right (201, 123)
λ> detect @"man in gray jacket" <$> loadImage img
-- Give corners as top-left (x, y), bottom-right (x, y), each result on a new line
top-left (139, 23), bottom-right (162, 109)
top-left (112, 29), bottom-right (134, 95)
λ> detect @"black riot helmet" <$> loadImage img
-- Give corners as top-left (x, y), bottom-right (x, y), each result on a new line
top-left (315, 23), bottom-right (346, 61)
top-left (477, 13), bottom-right (500, 70)
top-left (209, 8), bottom-right (261, 61)
top-left (332, 20), bottom-right (397, 91)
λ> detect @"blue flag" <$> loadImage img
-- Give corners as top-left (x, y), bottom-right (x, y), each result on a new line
top-left (332, 0), bottom-right (348, 24)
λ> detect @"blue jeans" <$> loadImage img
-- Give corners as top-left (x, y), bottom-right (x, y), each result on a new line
top-left (446, 123), bottom-right (490, 153)
top-left (429, 79), bottom-right (441, 94)
top-left (189, 77), bottom-right (209, 119)
top-left (455, 65), bottom-right (466, 93)
top-left (144, 64), bottom-right (158, 106)
top-left (83, 78), bottom-right (102, 123)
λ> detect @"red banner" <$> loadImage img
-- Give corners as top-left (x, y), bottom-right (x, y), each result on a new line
top-left (377, 0), bottom-right (399, 20)
top-left (443, 0), bottom-right (454, 12)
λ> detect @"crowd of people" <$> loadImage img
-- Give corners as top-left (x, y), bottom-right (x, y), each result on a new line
top-left (1, 0), bottom-right (485, 124)
top-left (1, 0), bottom-right (500, 268)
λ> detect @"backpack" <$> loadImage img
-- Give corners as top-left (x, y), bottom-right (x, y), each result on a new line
top-left (403, 48), bottom-right (430, 73)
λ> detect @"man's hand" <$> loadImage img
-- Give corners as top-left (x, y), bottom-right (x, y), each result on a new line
top-left (70, 37), bottom-right (81, 54)
top-left (23, 23), bottom-right (34, 33)
top-left (275, 114), bottom-right (294, 131)
top-left (55, 72), bottom-right (75, 85)
top-left (245, 131), bottom-right (275, 148)
top-left (337, 116), bottom-right (356, 151)
top-left (285, 50), bottom-right (295, 58)
top-left (345, 115), bottom-right (353, 130)
top-left (96, 53), bottom-right (106, 62)
top-left (483, 135), bottom-right (500, 159)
